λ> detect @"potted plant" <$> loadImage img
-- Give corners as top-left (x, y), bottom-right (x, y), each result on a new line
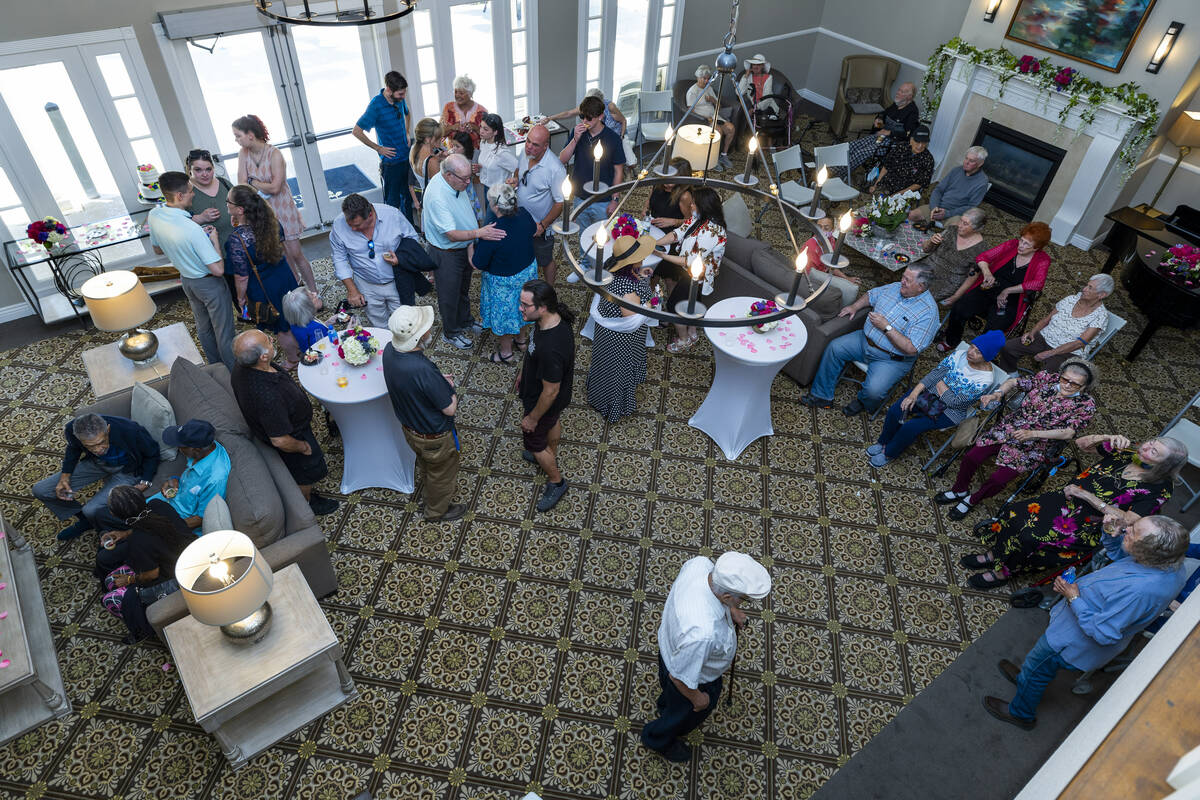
top-left (864, 190), bottom-right (920, 237)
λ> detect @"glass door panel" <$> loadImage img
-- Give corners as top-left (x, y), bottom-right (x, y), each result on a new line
top-left (612, 1), bottom-right (649, 101)
top-left (188, 32), bottom-right (290, 157)
top-left (449, 3), bottom-right (498, 113)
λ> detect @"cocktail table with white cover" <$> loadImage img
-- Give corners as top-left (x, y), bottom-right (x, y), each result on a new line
top-left (689, 296), bottom-right (808, 460)
top-left (296, 326), bottom-right (415, 494)
top-left (164, 564), bottom-right (356, 769)
top-left (578, 220), bottom-right (665, 268)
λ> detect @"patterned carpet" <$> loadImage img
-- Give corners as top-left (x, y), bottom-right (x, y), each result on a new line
top-left (1, 117), bottom-right (1198, 800)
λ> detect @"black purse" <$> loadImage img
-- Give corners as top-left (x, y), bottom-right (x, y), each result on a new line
top-left (910, 389), bottom-right (948, 419)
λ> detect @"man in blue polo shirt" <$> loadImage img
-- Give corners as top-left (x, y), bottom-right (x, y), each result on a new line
top-left (353, 71), bottom-right (413, 222)
top-left (559, 94), bottom-right (626, 282)
top-left (149, 171), bottom-right (235, 369)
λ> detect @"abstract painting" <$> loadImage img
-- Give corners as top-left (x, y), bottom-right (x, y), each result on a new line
top-left (1005, 0), bottom-right (1158, 72)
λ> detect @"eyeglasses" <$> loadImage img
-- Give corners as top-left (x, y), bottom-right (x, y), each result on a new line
top-left (367, 239), bottom-right (375, 259)
top-left (1059, 376), bottom-right (1085, 388)
top-left (453, 171), bottom-right (471, 182)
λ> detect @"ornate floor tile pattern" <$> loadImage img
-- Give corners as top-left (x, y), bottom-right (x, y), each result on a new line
top-left (1, 114), bottom-right (1198, 798)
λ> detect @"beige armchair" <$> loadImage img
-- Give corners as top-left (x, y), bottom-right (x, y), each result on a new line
top-left (829, 55), bottom-right (901, 140)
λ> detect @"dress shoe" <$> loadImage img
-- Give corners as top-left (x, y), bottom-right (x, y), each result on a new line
top-left (800, 394), bottom-right (834, 409)
top-left (982, 696), bottom-right (1035, 730)
top-left (649, 740), bottom-right (692, 763)
top-left (959, 552), bottom-right (994, 570)
top-left (968, 570), bottom-right (1010, 590)
top-left (309, 493), bottom-right (341, 516)
top-left (56, 517), bottom-right (93, 541)
top-left (425, 502), bottom-right (467, 523)
top-left (935, 489), bottom-right (969, 505)
top-left (947, 499), bottom-right (974, 520)
top-left (998, 659), bottom-right (1021, 686)
top-left (842, 399), bottom-right (865, 416)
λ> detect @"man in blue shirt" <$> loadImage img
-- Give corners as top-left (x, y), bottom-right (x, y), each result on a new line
top-left (150, 419), bottom-right (231, 532)
top-left (353, 71), bottom-right (414, 223)
top-left (802, 267), bottom-right (940, 416)
top-left (908, 145), bottom-right (990, 228)
top-left (330, 193), bottom-right (421, 327)
top-left (149, 171), bottom-right (235, 369)
top-left (423, 154), bottom-right (506, 349)
top-left (984, 516), bottom-right (1189, 729)
top-left (559, 94), bottom-right (626, 282)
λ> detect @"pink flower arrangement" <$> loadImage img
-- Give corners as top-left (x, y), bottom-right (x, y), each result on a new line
top-left (608, 213), bottom-right (640, 240)
top-left (26, 217), bottom-right (68, 250)
top-left (748, 299), bottom-right (780, 333)
top-left (1053, 67), bottom-right (1076, 91)
top-left (1017, 55), bottom-right (1041, 74)
top-left (1157, 243), bottom-right (1200, 288)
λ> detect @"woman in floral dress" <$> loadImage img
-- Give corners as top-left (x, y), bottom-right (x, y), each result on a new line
top-left (233, 115), bottom-right (321, 308)
top-left (654, 186), bottom-right (727, 353)
top-left (961, 434), bottom-right (1188, 589)
top-left (936, 360), bottom-right (1098, 520)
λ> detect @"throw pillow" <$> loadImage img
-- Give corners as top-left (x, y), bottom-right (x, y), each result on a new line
top-left (201, 494), bottom-right (234, 534)
top-left (844, 87), bottom-right (883, 106)
top-left (131, 382), bottom-right (177, 462)
top-left (167, 359), bottom-right (250, 437)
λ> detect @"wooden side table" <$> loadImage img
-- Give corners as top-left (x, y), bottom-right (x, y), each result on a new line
top-left (81, 322), bottom-right (204, 398)
top-left (164, 564), bottom-right (356, 768)
top-left (0, 517), bottom-right (72, 745)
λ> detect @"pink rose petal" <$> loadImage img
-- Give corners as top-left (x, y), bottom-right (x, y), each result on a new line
top-left (0, 660), bottom-right (9, 668)
top-left (376, 366), bottom-right (383, 370)
top-left (0, 611), bottom-right (7, 619)
top-left (0, 583), bottom-right (6, 591)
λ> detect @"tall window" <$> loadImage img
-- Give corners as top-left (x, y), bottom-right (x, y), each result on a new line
top-left (400, 0), bottom-right (537, 121)
top-left (579, 0), bottom-right (684, 108)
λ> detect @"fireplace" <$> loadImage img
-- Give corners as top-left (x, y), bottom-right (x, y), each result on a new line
top-left (971, 119), bottom-right (1066, 221)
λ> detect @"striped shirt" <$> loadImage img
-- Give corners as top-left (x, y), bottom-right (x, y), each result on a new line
top-left (356, 91), bottom-right (410, 163)
top-left (919, 354), bottom-right (996, 423)
top-left (865, 282), bottom-right (939, 355)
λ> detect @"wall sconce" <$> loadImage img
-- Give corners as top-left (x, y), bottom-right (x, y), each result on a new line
top-left (1146, 21), bottom-right (1183, 74)
top-left (983, 0), bottom-right (1002, 23)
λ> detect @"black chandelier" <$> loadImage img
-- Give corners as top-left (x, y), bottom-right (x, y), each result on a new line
top-left (554, 0), bottom-right (837, 329)
top-left (254, 0), bottom-right (416, 26)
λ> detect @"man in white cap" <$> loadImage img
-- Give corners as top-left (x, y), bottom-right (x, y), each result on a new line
top-left (381, 305), bottom-right (465, 522)
top-left (642, 551), bottom-right (772, 762)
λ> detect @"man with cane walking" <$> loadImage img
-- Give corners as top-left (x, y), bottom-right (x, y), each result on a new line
top-left (641, 551), bottom-right (772, 762)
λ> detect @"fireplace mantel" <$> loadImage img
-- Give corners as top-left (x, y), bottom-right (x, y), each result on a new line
top-left (928, 53), bottom-right (1140, 248)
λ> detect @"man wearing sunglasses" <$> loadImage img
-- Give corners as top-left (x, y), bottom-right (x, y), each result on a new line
top-left (510, 124), bottom-right (567, 286)
top-left (330, 193), bottom-right (421, 327)
top-left (558, 94), bottom-right (626, 282)
top-left (424, 153), bottom-right (507, 349)
top-left (353, 71), bottom-right (414, 223)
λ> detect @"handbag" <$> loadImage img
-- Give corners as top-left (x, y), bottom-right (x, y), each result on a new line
top-left (910, 389), bottom-right (948, 419)
top-left (950, 415), bottom-right (984, 449)
top-left (234, 233), bottom-right (282, 329)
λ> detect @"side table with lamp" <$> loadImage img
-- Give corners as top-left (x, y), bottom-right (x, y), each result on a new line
top-left (165, 531), bottom-right (356, 769)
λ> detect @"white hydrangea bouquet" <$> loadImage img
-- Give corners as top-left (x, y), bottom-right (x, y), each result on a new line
top-left (864, 189), bottom-right (920, 233)
top-left (336, 326), bottom-right (380, 366)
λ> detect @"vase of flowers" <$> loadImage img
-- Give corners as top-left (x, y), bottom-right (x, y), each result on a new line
top-left (865, 190), bottom-right (919, 237)
top-left (608, 213), bottom-right (642, 240)
top-left (748, 298), bottom-right (779, 333)
top-left (26, 217), bottom-right (69, 251)
top-left (337, 326), bottom-right (380, 366)
top-left (1157, 243), bottom-right (1200, 290)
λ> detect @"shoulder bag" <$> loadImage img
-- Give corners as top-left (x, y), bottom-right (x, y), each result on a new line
top-left (234, 233), bottom-right (281, 329)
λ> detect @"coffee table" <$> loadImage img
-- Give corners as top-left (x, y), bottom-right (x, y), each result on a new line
top-left (81, 321), bottom-right (204, 398)
top-left (844, 221), bottom-right (930, 272)
top-left (689, 296), bottom-right (808, 459)
top-left (296, 326), bottom-right (417, 494)
top-left (164, 564), bottom-right (356, 769)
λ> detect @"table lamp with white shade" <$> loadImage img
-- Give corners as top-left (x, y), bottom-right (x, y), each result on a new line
top-left (1150, 110), bottom-right (1200, 211)
top-left (176, 530), bottom-right (274, 645)
top-left (80, 270), bottom-right (158, 363)
top-left (674, 125), bottom-right (722, 172)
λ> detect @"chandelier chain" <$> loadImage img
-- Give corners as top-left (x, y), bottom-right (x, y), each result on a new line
top-left (723, 0), bottom-right (740, 50)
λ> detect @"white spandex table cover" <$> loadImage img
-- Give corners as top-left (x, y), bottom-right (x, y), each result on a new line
top-left (297, 326), bottom-right (416, 494)
top-left (688, 296), bottom-right (808, 459)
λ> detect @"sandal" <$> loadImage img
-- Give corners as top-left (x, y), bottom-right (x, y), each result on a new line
top-left (666, 338), bottom-right (694, 354)
top-left (514, 337), bottom-right (529, 351)
top-left (967, 570), bottom-right (1010, 590)
top-left (490, 350), bottom-right (514, 364)
top-left (959, 553), bottom-right (995, 570)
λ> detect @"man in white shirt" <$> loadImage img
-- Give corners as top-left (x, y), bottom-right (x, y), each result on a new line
top-left (329, 193), bottom-right (420, 327)
top-left (642, 552), bottom-right (772, 762)
top-left (511, 124), bottom-right (566, 286)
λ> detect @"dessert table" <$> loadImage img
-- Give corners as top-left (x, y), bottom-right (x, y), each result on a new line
top-left (689, 296), bottom-right (807, 459)
top-left (296, 326), bottom-right (416, 495)
top-left (503, 116), bottom-right (566, 146)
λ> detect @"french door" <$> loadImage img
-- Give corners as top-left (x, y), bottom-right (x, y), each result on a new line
top-left (178, 20), bottom-right (386, 230)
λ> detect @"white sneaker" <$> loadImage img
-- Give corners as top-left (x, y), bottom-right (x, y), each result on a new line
top-left (469, 320), bottom-right (484, 334)
top-left (567, 271), bottom-right (581, 283)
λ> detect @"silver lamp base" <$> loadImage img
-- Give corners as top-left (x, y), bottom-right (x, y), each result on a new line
top-left (118, 329), bottom-right (159, 364)
top-left (219, 601), bottom-right (273, 645)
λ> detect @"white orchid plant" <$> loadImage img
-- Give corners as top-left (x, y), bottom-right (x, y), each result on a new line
top-left (865, 190), bottom-right (920, 231)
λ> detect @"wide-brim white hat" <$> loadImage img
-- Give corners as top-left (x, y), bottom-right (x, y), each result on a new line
top-left (388, 305), bottom-right (435, 352)
top-left (744, 53), bottom-right (771, 72)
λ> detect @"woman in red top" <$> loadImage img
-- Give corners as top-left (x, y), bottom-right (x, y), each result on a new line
top-left (440, 75), bottom-right (488, 149)
top-left (938, 221), bottom-right (1051, 350)
top-left (803, 216), bottom-right (858, 284)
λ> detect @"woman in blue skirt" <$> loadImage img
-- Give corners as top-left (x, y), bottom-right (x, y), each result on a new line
top-left (471, 183), bottom-right (537, 363)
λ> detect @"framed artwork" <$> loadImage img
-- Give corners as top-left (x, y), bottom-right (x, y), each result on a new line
top-left (1004, 0), bottom-right (1158, 72)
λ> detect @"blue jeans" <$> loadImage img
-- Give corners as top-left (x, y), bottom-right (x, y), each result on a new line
top-left (573, 197), bottom-right (610, 269)
top-left (877, 401), bottom-right (955, 458)
top-left (640, 654), bottom-right (722, 752)
top-left (810, 329), bottom-right (917, 412)
top-left (1007, 633), bottom-right (1077, 721)
top-left (381, 159), bottom-right (411, 224)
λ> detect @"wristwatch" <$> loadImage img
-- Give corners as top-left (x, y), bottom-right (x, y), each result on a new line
top-left (884, 324), bottom-right (894, 332)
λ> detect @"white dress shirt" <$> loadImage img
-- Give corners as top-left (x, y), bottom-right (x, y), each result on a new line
top-left (658, 556), bottom-right (737, 688)
top-left (329, 202), bottom-right (419, 284)
top-left (478, 140), bottom-right (519, 189)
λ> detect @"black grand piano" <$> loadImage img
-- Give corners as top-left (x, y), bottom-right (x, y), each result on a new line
top-left (1103, 204), bottom-right (1200, 361)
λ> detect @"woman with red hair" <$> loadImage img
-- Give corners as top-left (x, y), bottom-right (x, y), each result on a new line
top-left (939, 221), bottom-right (1051, 351)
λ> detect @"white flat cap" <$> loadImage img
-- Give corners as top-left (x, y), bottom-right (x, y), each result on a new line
top-left (712, 552), bottom-right (772, 599)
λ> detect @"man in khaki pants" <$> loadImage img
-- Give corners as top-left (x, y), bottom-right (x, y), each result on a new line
top-left (382, 306), bottom-right (465, 522)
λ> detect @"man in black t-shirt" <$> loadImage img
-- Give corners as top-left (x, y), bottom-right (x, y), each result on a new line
top-left (559, 94), bottom-right (627, 282)
top-left (382, 306), bottom-right (465, 522)
top-left (517, 280), bottom-right (575, 512)
top-left (230, 330), bottom-right (340, 516)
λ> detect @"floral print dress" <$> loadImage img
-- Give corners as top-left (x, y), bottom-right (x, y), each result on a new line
top-left (983, 447), bottom-right (1173, 578)
top-left (679, 213), bottom-right (727, 296)
top-left (975, 370), bottom-right (1097, 471)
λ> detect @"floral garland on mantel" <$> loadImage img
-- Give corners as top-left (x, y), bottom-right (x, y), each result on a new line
top-left (920, 37), bottom-right (1159, 181)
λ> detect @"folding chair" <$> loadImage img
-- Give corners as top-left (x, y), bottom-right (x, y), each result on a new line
top-left (770, 145), bottom-right (814, 208)
top-left (633, 90), bottom-right (674, 160)
top-left (810, 144), bottom-right (859, 205)
top-left (1161, 388), bottom-right (1200, 511)
top-left (1085, 311), bottom-right (1126, 360)
top-left (917, 342), bottom-right (1010, 472)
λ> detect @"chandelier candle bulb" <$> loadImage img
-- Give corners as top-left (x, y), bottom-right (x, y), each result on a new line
top-left (825, 210), bottom-right (853, 268)
top-left (807, 166), bottom-right (828, 217)
top-left (663, 125), bottom-right (675, 164)
top-left (554, 177), bottom-right (578, 234)
top-left (786, 250), bottom-right (809, 306)
top-left (592, 141), bottom-right (604, 193)
top-left (593, 227), bottom-right (608, 282)
top-left (686, 256), bottom-right (703, 316)
top-left (737, 136), bottom-right (759, 186)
